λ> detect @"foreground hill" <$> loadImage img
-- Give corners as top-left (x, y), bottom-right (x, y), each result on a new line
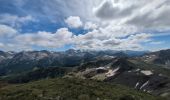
top-left (0, 78), bottom-right (164, 100)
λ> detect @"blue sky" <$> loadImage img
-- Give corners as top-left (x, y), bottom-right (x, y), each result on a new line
top-left (0, 0), bottom-right (170, 51)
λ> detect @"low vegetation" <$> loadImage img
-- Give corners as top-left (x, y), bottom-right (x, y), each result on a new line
top-left (0, 78), bottom-right (165, 100)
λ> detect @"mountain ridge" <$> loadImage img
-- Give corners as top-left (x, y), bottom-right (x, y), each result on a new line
top-left (0, 49), bottom-right (170, 99)
top-left (0, 49), bottom-right (149, 76)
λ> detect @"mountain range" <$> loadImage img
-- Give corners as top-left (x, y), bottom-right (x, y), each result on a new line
top-left (0, 49), bottom-right (148, 76)
top-left (0, 49), bottom-right (169, 100)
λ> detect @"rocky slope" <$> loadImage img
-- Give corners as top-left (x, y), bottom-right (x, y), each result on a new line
top-left (139, 49), bottom-right (170, 67)
top-left (67, 58), bottom-right (170, 98)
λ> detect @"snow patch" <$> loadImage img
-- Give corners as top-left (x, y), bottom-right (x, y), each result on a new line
top-left (141, 70), bottom-right (153, 76)
top-left (140, 81), bottom-right (149, 90)
top-left (96, 67), bottom-right (106, 70)
top-left (135, 82), bottom-right (139, 88)
top-left (135, 68), bottom-right (140, 72)
top-left (106, 67), bottom-right (119, 77)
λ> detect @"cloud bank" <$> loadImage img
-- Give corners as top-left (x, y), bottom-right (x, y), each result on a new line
top-left (0, 0), bottom-right (170, 51)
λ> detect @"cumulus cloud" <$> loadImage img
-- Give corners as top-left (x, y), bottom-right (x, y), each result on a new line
top-left (65, 16), bottom-right (83, 28)
top-left (0, 24), bottom-right (33, 51)
top-left (15, 28), bottom-right (73, 48)
top-left (73, 27), bottom-right (152, 50)
top-left (0, 24), bottom-right (75, 51)
top-left (0, 24), bottom-right (153, 51)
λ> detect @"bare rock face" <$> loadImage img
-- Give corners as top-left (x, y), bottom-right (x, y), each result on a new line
top-left (71, 57), bottom-right (170, 97)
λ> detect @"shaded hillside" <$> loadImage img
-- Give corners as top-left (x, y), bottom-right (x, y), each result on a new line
top-left (6, 67), bottom-right (72, 83)
top-left (153, 49), bottom-right (170, 65)
top-left (139, 49), bottom-right (170, 67)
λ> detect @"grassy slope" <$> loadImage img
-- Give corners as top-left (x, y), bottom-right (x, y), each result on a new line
top-left (0, 78), bottom-right (164, 100)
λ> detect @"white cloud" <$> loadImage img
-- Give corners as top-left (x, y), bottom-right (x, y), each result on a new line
top-left (0, 43), bottom-right (4, 47)
top-left (7, 0), bottom-right (170, 32)
top-left (93, 0), bottom-right (170, 31)
top-left (0, 24), bottom-right (17, 37)
top-left (0, 24), bottom-right (75, 51)
top-left (126, 33), bottom-right (152, 43)
top-left (71, 0), bottom-right (169, 50)
top-left (150, 41), bottom-right (164, 45)
top-left (73, 27), bottom-right (152, 50)
top-left (125, 0), bottom-right (170, 30)
top-left (0, 14), bottom-right (36, 27)
top-left (15, 28), bottom-right (73, 48)
top-left (84, 22), bottom-right (98, 30)
top-left (0, 24), bottom-right (153, 51)
top-left (99, 24), bottom-right (138, 38)
top-left (65, 16), bottom-right (83, 28)
top-left (0, 25), bottom-right (32, 51)
top-left (114, 33), bottom-right (152, 50)
top-left (1, 0), bottom-right (170, 51)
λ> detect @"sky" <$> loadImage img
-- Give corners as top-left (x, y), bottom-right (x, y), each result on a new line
top-left (0, 0), bottom-right (170, 51)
